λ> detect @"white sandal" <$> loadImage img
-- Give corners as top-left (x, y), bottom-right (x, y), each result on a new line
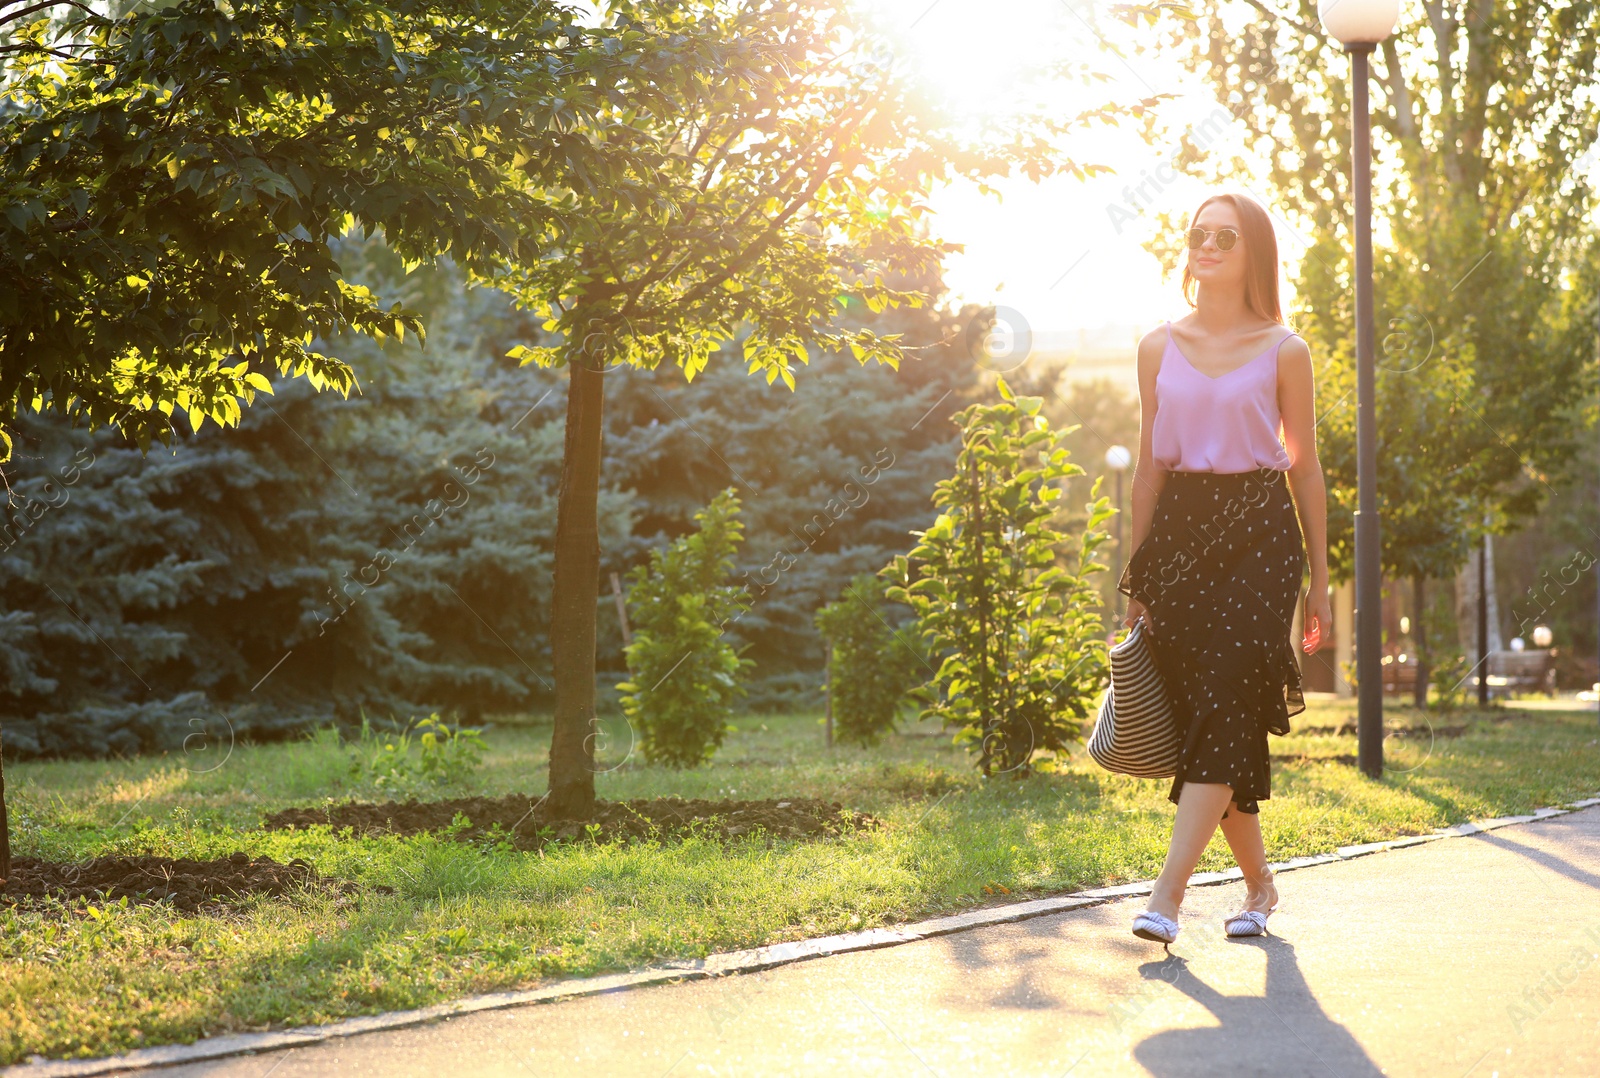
top-left (1132, 910), bottom-right (1180, 944)
top-left (1223, 908), bottom-right (1274, 937)
top-left (1224, 870), bottom-right (1279, 937)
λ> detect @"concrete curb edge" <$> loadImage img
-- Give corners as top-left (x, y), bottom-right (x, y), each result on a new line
top-left (9, 791), bottom-right (1599, 1077)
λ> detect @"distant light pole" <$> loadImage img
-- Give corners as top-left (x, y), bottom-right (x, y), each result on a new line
top-left (1478, 530), bottom-right (1490, 706)
top-left (1321, 0), bottom-right (1399, 780)
top-left (1105, 444), bottom-right (1132, 622)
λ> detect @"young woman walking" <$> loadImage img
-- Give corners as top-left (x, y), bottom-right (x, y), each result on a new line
top-left (1118, 191), bottom-right (1332, 944)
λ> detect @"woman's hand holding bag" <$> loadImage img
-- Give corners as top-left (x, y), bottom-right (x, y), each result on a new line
top-left (1087, 617), bottom-right (1181, 778)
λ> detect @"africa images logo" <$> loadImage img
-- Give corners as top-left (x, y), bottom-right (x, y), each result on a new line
top-left (965, 306), bottom-right (1033, 375)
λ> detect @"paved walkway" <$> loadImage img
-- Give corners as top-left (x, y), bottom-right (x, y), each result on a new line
top-left (146, 807), bottom-right (1600, 1077)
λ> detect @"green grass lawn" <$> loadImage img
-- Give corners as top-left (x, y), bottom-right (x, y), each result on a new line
top-left (3, 699), bottom-right (1597, 1063)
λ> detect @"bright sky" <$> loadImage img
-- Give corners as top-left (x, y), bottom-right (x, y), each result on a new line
top-left (859, 0), bottom-right (1315, 339)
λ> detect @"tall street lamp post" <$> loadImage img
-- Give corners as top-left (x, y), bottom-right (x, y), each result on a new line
top-left (1320, 0), bottom-right (1399, 779)
top-left (1479, 530), bottom-right (1490, 706)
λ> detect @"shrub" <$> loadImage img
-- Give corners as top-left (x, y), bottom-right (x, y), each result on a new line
top-left (1430, 649), bottom-right (1470, 710)
top-left (618, 489), bottom-right (754, 767)
top-left (884, 378), bottom-right (1113, 777)
top-left (815, 573), bottom-right (924, 746)
top-left (348, 713), bottom-right (487, 792)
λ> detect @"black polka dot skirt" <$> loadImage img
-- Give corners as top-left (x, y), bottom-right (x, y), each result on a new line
top-left (1117, 467), bottom-right (1306, 814)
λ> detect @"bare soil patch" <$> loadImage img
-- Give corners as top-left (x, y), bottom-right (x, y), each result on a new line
top-left (263, 794), bottom-right (879, 849)
top-left (2, 853), bottom-right (375, 912)
top-left (1272, 753), bottom-right (1360, 766)
top-left (1292, 722), bottom-right (1469, 738)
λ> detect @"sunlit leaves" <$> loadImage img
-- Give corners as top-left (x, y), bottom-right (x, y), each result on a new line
top-left (490, 1), bottom-right (1150, 386)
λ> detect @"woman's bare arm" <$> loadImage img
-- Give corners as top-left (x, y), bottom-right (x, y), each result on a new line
top-left (1128, 327), bottom-right (1170, 557)
top-left (1121, 327), bottom-right (1170, 629)
top-left (1278, 334), bottom-right (1333, 651)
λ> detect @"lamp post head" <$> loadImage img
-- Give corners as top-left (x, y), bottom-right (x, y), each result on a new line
top-left (1105, 445), bottom-right (1132, 472)
top-left (1319, 0), bottom-right (1399, 46)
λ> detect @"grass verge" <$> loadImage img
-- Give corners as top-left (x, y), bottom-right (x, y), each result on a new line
top-left (2, 699), bottom-right (1596, 1063)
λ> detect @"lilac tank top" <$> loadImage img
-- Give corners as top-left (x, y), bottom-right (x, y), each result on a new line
top-left (1151, 321), bottom-right (1295, 474)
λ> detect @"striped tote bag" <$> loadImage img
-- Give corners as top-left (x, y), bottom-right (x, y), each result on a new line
top-left (1088, 619), bottom-right (1180, 777)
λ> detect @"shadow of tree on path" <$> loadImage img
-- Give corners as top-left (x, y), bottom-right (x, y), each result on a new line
top-left (1470, 828), bottom-right (1600, 892)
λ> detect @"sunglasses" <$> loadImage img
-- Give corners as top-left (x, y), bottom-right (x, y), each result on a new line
top-left (1187, 227), bottom-right (1239, 251)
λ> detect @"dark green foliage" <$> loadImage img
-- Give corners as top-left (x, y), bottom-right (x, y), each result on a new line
top-left (0, 239), bottom-right (972, 759)
top-left (0, 0), bottom-right (688, 457)
top-left (814, 574), bottom-right (924, 747)
top-left (0, 240), bottom-right (628, 758)
top-left (618, 489), bottom-right (753, 768)
top-left (885, 379), bottom-right (1115, 778)
top-left (597, 280), bottom-right (977, 708)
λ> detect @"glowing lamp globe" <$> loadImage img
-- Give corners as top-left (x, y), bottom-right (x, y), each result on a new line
top-left (1318, 0), bottom-right (1400, 45)
top-left (1105, 445), bottom-right (1132, 472)
top-left (1532, 625), bottom-right (1553, 648)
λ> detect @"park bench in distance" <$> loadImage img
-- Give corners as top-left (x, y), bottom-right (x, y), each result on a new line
top-left (1379, 648), bottom-right (1557, 699)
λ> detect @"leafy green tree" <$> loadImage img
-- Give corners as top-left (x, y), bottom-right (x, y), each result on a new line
top-left (617, 488), bottom-right (752, 767)
top-left (1012, 366), bottom-right (1143, 629)
top-left (0, 0), bottom-right (789, 869)
top-left (0, 0), bottom-right (694, 457)
top-left (498, 0), bottom-right (1156, 815)
top-left (885, 379), bottom-right (1114, 778)
top-left (814, 573), bottom-right (923, 747)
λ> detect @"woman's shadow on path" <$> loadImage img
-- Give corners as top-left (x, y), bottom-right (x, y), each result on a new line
top-left (1132, 937), bottom-right (1383, 1077)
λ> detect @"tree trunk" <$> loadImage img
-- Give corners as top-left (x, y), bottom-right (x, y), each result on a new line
top-left (1, 727), bottom-right (10, 884)
top-left (547, 358), bottom-right (606, 819)
top-left (1484, 528), bottom-right (1503, 653)
top-left (824, 645), bottom-right (833, 748)
top-left (1412, 573), bottom-right (1430, 709)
